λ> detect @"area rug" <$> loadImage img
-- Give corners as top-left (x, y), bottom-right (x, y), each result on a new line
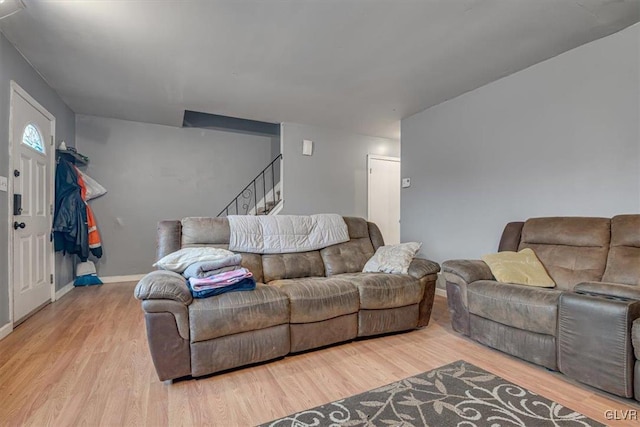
top-left (259, 360), bottom-right (604, 427)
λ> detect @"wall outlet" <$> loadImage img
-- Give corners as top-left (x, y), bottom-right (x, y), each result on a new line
top-left (401, 177), bottom-right (411, 188)
top-left (0, 176), bottom-right (7, 192)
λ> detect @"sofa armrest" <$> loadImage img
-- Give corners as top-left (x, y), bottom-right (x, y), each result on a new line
top-left (633, 321), bottom-right (640, 361)
top-left (134, 270), bottom-right (193, 305)
top-left (407, 258), bottom-right (439, 328)
top-left (408, 258), bottom-right (440, 280)
top-left (442, 260), bottom-right (494, 284)
top-left (441, 260), bottom-right (493, 336)
top-left (142, 299), bottom-right (190, 340)
top-left (574, 282), bottom-right (640, 301)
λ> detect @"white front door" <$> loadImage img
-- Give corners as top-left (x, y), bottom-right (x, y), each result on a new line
top-left (367, 155), bottom-right (401, 245)
top-left (11, 85), bottom-right (54, 324)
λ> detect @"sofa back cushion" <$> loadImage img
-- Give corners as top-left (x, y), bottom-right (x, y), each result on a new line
top-left (518, 217), bottom-right (610, 290)
top-left (321, 217), bottom-right (376, 276)
top-left (602, 215), bottom-right (640, 286)
top-left (262, 251), bottom-right (326, 282)
top-left (179, 217), bottom-right (264, 282)
top-left (181, 217), bottom-right (230, 249)
top-left (163, 216), bottom-right (381, 282)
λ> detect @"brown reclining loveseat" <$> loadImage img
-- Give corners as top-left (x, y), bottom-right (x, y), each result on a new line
top-left (443, 215), bottom-right (640, 400)
top-left (134, 216), bottom-right (440, 381)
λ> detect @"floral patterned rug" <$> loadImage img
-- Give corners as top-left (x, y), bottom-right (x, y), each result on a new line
top-left (259, 360), bottom-right (604, 427)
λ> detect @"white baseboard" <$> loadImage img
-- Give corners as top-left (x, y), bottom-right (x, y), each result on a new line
top-left (55, 281), bottom-right (75, 300)
top-left (0, 323), bottom-right (13, 341)
top-left (435, 288), bottom-right (447, 298)
top-left (100, 274), bottom-right (146, 284)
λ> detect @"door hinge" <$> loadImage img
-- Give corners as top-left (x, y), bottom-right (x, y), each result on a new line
top-left (50, 274), bottom-right (53, 284)
top-left (370, 168), bottom-right (372, 174)
top-left (50, 204), bottom-right (53, 215)
top-left (50, 136), bottom-right (54, 146)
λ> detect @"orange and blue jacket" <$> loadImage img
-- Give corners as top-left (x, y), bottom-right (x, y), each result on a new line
top-left (75, 166), bottom-right (103, 258)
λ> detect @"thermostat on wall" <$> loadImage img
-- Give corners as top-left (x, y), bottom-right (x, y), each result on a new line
top-left (401, 178), bottom-right (411, 188)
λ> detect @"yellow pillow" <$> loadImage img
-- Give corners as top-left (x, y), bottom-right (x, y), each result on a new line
top-left (481, 248), bottom-right (555, 287)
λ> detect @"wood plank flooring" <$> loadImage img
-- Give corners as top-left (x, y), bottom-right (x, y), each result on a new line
top-left (0, 282), bottom-right (638, 426)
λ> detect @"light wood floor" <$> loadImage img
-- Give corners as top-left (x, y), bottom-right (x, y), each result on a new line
top-left (0, 283), bottom-right (638, 426)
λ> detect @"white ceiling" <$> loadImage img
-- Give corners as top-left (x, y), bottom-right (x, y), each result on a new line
top-left (1, 0), bottom-right (638, 139)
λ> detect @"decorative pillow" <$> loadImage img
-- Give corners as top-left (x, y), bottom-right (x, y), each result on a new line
top-left (482, 248), bottom-right (555, 287)
top-left (363, 242), bottom-right (422, 274)
top-left (153, 247), bottom-right (235, 273)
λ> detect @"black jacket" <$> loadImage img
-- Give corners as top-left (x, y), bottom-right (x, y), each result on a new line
top-left (53, 158), bottom-right (89, 260)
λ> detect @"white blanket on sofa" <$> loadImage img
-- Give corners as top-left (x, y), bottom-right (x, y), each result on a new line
top-left (227, 214), bottom-right (349, 254)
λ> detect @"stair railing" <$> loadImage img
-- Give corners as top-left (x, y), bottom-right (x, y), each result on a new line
top-left (217, 154), bottom-right (282, 217)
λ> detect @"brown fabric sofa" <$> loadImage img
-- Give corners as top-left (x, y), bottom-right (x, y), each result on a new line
top-left (134, 216), bottom-right (440, 381)
top-left (442, 215), bottom-right (640, 399)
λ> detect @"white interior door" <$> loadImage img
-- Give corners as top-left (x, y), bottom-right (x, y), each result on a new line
top-left (11, 85), bottom-right (54, 324)
top-left (368, 155), bottom-right (401, 245)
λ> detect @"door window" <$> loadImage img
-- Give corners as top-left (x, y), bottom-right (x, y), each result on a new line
top-left (22, 123), bottom-right (46, 154)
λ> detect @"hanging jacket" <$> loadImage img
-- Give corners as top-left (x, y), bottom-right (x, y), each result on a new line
top-left (75, 165), bottom-right (103, 258)
top-left (53, 158), bottom-right (89, 260)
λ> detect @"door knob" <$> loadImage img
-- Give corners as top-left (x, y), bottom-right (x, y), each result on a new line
top-left (13, 221), bottom-right (25, 230)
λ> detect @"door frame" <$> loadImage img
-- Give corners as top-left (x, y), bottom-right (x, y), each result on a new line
top-left (7, 81), bottom-right (57, 331)
top-left (366, 154), bottom-right (400, 222)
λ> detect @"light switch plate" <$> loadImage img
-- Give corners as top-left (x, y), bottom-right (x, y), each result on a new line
top-left (302, 139), bottom-right (313, 156)
top-left (401, 177), bottom-right (411, 188)
top-left (0, 176), bottom-right (7, 192)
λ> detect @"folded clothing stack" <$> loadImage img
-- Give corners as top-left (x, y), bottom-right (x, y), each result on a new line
top-left (182, 254), bottom-right (256, 298)
top-left (189, 269), bottom-right (255, 298)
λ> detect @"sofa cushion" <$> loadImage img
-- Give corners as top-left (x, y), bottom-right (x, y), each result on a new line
top-left (320, 217), bottom-right (375, 276)
top-left (181, 217), bottom-right (230, 247)
top-left (336, 273), bottom-right (423, 310)
top-left (602, 215), bottom-right (640, 286)
top-left (269, 277), bottom-right (359, 323)
top-left (518, 217), bottom-right (610, 290)
top-left (321, 239), bottom-right (375, 276)
top-left (367, 221), bottom-right (385, 251)
top-left (468, 280), bottom-right (562, 336)
top-left (188, 284), bottom-right (289, 343)
top-left (262, 251), bottom-right (325, 282)
top-left (344, 216), bottom-right (371, 239)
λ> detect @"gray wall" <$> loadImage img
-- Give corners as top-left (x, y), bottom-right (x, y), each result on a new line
top-left (271, 135), bottom-right (281, 188)
top-left (280, 122), bottom-right (399, 218)
top-left (0, 32), bottom-right (76, 326)
top-left (75, 115), bottom-right (274, 276)
top-left (271, 136), bottom-right (281, 161)
top-left (401, 23), bottom-right (640, 264)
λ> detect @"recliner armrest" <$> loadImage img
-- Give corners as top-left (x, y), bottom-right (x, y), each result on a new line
top-left (408, 258), bottom-right (440, 280)
top-left (442, 260), bottom-right (494, 284)
top-left (442, 260), bottom-right (492, 336)
top-left (134, 270), bottom-right (193, 305)
top-left (574, 281), bottom-right (640, 301)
